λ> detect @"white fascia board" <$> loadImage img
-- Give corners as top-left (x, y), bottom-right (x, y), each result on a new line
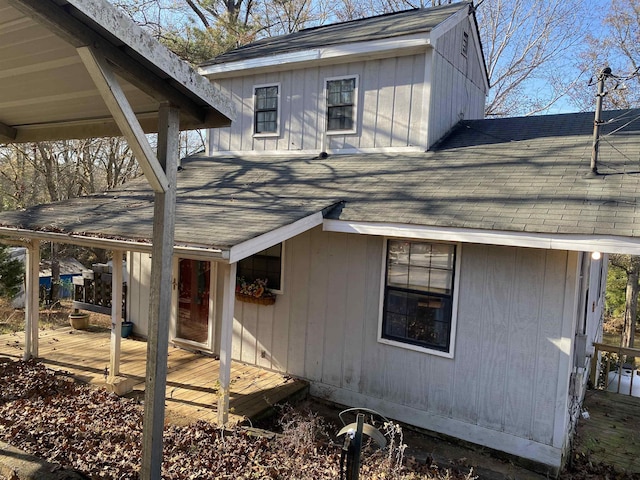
top-left (0, 227), bottom-right (154, 253)
top-left (429, 3), bottom-right (489, 92)
top-left (228, 212), bottom-right (323, 263)
top-left (0, 227), bottom-right (226, 259)
top-left (428, 3), bottom-right (470, 44)
top-left (200, 35), bottom-right (431, 78)
top-left (323, 219), bottom-right (640, 255)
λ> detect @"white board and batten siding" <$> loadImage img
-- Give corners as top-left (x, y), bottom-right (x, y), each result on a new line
top-left (208, 55), bottom-right (428, 154)
top-left (127, 252), bottom-right (152, 336)
top-left (231, 227), bottom-right (579, 470)
top-left (427, 20), bottom-right (487, 148)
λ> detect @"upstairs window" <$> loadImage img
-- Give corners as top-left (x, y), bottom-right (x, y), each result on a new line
top-left (381, 239), bottom-right (457, 356)
top-left (237, 243), bottom-right (283, 293)
top-left (254, 84), bottom-right (279, 135)
top-left (326, 76), bottom-right (358, 133)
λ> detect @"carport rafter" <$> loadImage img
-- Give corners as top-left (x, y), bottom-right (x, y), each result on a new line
top-left (6, 0), bottom-right (217, 127)
top-left (77, 45), bottom-right (169, 193)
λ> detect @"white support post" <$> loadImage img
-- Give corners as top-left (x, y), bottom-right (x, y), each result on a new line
top-left (23, 240), bottom-right (40, 360)
top-left (140, 103), bottom-right (179, 480)
top-left (218, 262), bottom-right (237, 425)
top-left (110, 250), bottom-right (124, 377)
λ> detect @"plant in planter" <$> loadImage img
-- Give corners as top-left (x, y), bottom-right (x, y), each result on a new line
top-left (235, 277), bottom-right (276, 305)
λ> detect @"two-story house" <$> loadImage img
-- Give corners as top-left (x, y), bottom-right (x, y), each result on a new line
top-left (2, 1), bottom-right (638, 476)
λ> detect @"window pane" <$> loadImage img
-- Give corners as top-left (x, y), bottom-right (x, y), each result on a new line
top-left (408, 266), bottom-right (430, 290)
top-left (386, 313), bottom-right (407, 338)
top-left (386, 289), bottom-right (408, 315)
top-left (429, 269), bottom-right (453, 295)
top-left (387, 263), bottom-right (408, 288)
top-left (410, 242), bottom-right (431, 267)
top-left (431, 244), bottom-right (455, 270)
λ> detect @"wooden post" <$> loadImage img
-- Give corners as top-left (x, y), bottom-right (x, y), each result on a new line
top-left (23, 240), bottom-right (40, 360)
top-left (110, 250), bottom-right (124, 377)
top-left (218, 261), bottom-right (237, 425)
top-left (140, 103), bottom-right (179, 480)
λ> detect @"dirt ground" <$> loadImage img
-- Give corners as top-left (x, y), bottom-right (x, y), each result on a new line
top-left (1, 301), bottom-right (638, 479)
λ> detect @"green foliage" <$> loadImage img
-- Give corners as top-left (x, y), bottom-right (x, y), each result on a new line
top-left (606, 263), bottom-right (628, 319)
top-left (0, 246), bottom-right (23, 300)
top-left (161, 23), bottom-right (256, 65)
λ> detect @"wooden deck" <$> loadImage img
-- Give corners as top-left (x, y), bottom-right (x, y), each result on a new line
top-left (0, 326), bottom-right (308, 426)
top-left (574, 389), bottom-right (640, 474)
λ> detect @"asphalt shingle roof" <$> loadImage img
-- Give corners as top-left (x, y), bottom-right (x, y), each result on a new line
top-left (1, 109), bottom-right (640, 252)
top-left (200, 2), bottom-right (471, 67)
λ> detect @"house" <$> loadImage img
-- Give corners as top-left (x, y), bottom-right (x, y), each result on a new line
top-left (9, 247), bottom-right (85, 307)
top-left (0, 1), bottom-right (635, 476)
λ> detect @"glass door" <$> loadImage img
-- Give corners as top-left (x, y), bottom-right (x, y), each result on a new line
top-left (175, 259), bottom-right (212, 348)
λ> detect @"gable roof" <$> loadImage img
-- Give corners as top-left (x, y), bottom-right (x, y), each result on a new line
top-left (2, 109), bottom-right (640, 257)
top-left (200, 2), bottom-right (472, 68)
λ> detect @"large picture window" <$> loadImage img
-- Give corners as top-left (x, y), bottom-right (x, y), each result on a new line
top-left (254, 84), bottom-right (279, 135)
top-left (382, 240), bottom-right (456, 354)
top-left (326, 76), bottom-right (357, 133)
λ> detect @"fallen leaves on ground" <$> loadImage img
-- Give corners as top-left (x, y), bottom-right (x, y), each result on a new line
top-left (0, 359), bottom-right (475, 479)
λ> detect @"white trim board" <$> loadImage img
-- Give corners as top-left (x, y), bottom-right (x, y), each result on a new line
top-left (323, 220), bottom-right (640, 255)
top-left (200, 36), bottom-right (431, 79)
top-left (311, 383), bottom-right (563, 471)
top-left (228, 212), bottom-right (324, 263)
top-left (205, 146), bottom-right (425, 157)
top-left (0, 227), bottom-right (226, 259)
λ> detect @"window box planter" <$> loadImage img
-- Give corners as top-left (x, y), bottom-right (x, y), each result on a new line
top-left (235, 292), bottom-right (276, 306)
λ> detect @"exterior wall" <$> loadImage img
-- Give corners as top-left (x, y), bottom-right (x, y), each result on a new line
top-left (127, 251), bottom-right (152, 337)
top-left (208, 54), bottom-right (429, 154)
top-left (231, 226), bottom-right (579, 471)
top-left (427, 18), bottom-right (487, 147)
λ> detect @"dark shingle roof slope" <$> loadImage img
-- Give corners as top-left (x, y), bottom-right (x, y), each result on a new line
top-left (1, 109), bottom-right (640, 251)
top-left (200, 2), bottom-right (471, 67)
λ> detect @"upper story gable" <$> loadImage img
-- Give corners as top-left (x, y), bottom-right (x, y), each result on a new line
top-left (200, 2), bottom-right (488, 156)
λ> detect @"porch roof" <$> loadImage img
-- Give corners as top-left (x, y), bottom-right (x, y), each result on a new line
top-left (2, 109), bottom-right (640, 256)
top-left (0, 0), bottom-right (234, 143)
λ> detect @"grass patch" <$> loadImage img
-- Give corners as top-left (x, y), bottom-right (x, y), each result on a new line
top-left (0, 298), bottom-right (111, 335)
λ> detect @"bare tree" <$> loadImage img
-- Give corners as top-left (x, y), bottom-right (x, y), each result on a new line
top-left (476, 0), bottom-right (596, 117)
top-left (574, 0), bottom-right (640, 112)
top-left (610, 255), bottom-right (639, 360)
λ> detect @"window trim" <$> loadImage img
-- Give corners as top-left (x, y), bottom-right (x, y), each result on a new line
top-left (377, 238), bottom-right (461, 359)
top-left (324, 75), bottom-right (359, 135)
top-left (253, 83), bottom-right (281, 137)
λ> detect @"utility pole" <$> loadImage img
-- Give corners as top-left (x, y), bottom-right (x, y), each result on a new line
top-left (590, 67), bottom-right (612, 176)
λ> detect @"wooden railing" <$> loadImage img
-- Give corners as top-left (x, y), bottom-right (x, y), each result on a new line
top-left (72, 266), bottom-right (126, 319)
top-left (590, 342), bottom-right (640, 396)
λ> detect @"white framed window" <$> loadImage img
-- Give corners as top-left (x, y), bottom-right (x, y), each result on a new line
top-left (237, 243), bottom-right (284, 294)
top-left (379, 239), bottom-right (460, 358)
top-left (325, 75), bottom-right (358, 135)
top-left (253, 83), bottom-right (280, 136)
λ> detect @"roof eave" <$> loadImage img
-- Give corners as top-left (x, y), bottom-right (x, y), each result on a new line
top-left (199, 35), bottom-right (432, 79)
top-left (8, 0), bottom-right (235, 131)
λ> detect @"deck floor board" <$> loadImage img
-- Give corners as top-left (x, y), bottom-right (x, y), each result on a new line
top-left (575, 389), bottom-right (640, 474)
top-left (0, 327), bottom-right (307, 426)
